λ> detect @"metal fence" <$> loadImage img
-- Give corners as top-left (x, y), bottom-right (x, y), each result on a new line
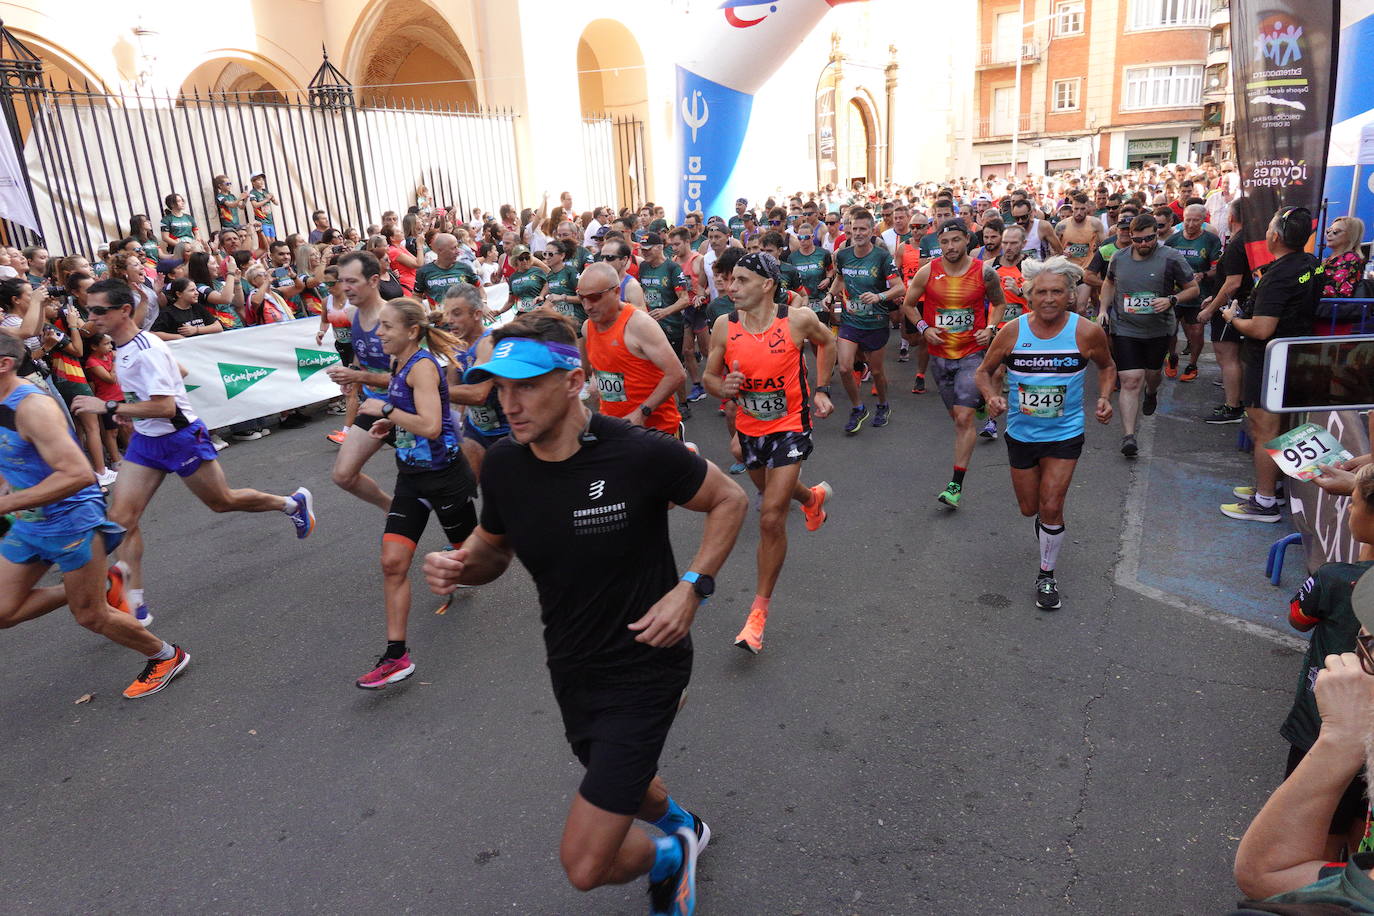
top-left (0, 34), bottom-right (521, 258)
top-left (581, 114), bottom-right (648, 213)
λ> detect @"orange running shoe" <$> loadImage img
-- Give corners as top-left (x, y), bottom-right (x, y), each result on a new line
top-left (123, 646), bottom-right (190, 699)
top-left (1164, 352), bottom-right (1179, 379)
top-left (106, 561), bottom-right (130, 614)
top-left (734, 607), bottom-right (768, 654)
top-left (1179, 364), bottom-right (1198, 382)
top-left (802, 481), bottom-right (832, 532)
top-left (326, 429), bottom-right (347, 445)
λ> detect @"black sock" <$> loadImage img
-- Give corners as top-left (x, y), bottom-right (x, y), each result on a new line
top-left (951, 466), bottom-right (967, 486)
top-left (384, 640), bottom-right (407, 659)
top-left (1037, 568), bottom-right (1054, 579)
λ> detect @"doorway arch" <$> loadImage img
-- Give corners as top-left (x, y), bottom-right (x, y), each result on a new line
top-left (347, 0), bottom-right (478, 108)
top-left (576, 19), bottom-right (651, 209)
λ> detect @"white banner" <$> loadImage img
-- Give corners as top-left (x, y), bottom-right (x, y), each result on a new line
top-left (165, 283), bottom-right (514, 429)
top-left (0, 105), bottom-right (39, 232)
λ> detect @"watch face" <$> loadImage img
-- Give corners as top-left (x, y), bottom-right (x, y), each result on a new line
top-left (694, 574), bottom-right (715, 598)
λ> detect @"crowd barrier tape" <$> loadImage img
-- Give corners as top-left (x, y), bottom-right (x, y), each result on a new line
top-left (165, 282), bottom-right (511, 430)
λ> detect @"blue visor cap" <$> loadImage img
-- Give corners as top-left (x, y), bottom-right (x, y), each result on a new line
top-left (463, 337), bottom-right (582, 382)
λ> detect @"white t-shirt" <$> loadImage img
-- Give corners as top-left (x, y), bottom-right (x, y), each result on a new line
top-left (115, 331), bottom-right (197, 437)
top-left (703, 246), bottom-right (721, 301)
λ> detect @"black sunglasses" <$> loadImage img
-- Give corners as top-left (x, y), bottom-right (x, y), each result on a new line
top-left (1130, 235), bottom-right (1157, 244)
top-left (88, 305), bottom-right (123, 315)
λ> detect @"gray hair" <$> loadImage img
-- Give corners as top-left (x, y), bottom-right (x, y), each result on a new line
top-left (0, 332), bottom-right (24, 363)
top-left (1021, 255), bottom-right (1083, 290)
top-left (1184, 203), bottom-right (1207, 219)
top-left (441, 281), bottom-right (484, 310)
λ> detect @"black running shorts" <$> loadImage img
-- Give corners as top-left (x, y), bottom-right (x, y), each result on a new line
top-left (1005, 432), bottom-right (1085, 470)
top-left (383, 465), bottom-right (478, 549)
top-left (552, 657), bottom-right (691, 815)
top-left (1111, 334), bottom-right (1170, 372)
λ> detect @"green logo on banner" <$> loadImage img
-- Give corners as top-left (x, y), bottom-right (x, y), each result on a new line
top-left (295, 347), bottom-right (341, 381)
top-left (219, 362), bottom-right (276, 399)
top-left (185, 384), bottom-right (200, 393)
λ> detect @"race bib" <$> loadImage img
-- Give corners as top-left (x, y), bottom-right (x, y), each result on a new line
top-left (739, 389), bottom-right (788, 422)
top-left (515, 298), bottom-right (539, 313)
top-left (467, 403), bottom-right (500, 432)
top-left (1017, 383), bottom-right (1066, 418)
top-left (1265, 424), bottom-right (1354, 481)
top-left (394, 430), bottom-right (416, 450)
top-left (1066, 243), bottom-right (1090, 259)
top-left (333, 325), bottom-right (352, 344)
top-left (1004, 302), bottom-right (1024, 324)
top-left (1123, 292), bottom-right (1157, 314)
top-left (935, 308), bottom-right (975, 332)
top-left (595, 370), bottom-right (627, 403)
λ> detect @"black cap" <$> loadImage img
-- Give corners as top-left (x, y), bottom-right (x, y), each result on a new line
top-left (643, 231), bottom-right (665, 247)
top-left (738, 251), bottom-right (781, 286)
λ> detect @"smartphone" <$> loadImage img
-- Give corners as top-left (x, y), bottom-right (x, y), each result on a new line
top-left (1261, 334), bottom-right (1374, 412)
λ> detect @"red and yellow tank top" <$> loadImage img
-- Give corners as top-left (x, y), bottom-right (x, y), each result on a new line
top-left (49, 314), bottom-right (87, 385)
top-left (723, 303), bottom-right (809, 437)
top-left (921, 258), bottom-right (990, 360)
top-left (995, 261), bottom-right (1027, 324)
top-left (896, 241), bottom-right (922, 284)
top-left (585, 303), bottom-right (682, 434)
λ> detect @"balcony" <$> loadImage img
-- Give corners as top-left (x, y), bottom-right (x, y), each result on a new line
top-left (974, 112), bottom-right (1045, 140)
top-left (1207, 44), bottom-right (1230, 67)
top-left (976, 40), bottom-right (1043, 69)
top-left (1210, 0), bottom-right (1230, 28)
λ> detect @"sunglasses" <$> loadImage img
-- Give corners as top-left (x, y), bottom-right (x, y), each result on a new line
top-left (1130, 235), bottom-right (1157, 244)
top-left (769, 220), bottom-right (782, 226)
top-left (88, 305), bottom-right (122, 315)
top-left (577, 284), bottom-right (617, 302)
top-left (826, 219), bottom-right (839, 225)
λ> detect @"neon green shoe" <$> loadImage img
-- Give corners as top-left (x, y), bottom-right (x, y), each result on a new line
top-left (937, 482), bottom-right (962, 509)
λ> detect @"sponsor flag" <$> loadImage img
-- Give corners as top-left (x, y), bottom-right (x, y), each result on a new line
top-left (1231, 1), bottom-right (1340, 268)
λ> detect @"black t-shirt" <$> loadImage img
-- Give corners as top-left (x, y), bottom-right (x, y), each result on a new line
top-left (1219, 230), bottom-right (1255, 305)
top-left (152, 301), bottom-right (214, 335)
top-left (1241, 250), bottom-right (1321, 363)
top-left (479, 414), bottom-right (709, 674)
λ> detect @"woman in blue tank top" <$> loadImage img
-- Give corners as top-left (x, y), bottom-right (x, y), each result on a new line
top-left (353, 298), bottom-right (477, 690)
top-left (974, 257), bottom-right (1117, 613)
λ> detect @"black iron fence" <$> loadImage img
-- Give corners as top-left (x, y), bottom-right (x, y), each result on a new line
top-left (581, 114), bottom-right (648, 213)
top-left (0, 33), bottom-right (522, 259)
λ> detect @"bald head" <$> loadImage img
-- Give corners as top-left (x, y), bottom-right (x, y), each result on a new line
top-left (580, 261), bottom-right (618, 289)
top-left (432, 233), bottom-right (459, 264)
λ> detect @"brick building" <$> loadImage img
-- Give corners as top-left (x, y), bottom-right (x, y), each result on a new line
top-left (968, 0), bottom-right (1232, 177)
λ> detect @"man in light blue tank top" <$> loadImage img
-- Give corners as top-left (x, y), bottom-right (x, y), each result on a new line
top-left (0, 335), bottom-right (190, 699)
top-left (977, 257), bottom-right (1117, 612)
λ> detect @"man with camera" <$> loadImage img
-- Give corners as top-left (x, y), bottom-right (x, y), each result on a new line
top-left (1218, 207), bottom-right (1322, 523)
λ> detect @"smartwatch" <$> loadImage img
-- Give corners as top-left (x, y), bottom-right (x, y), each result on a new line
top-left (1168, 294), bottom-right (1178, 306)
top-left (381, 402), bottom-right (395, 418)
top-left (680, 571), bottom-right (714, 601)
top-left (104, 400), bottom-right (119, 416)
top-left (815, 385), bottom-right (832, 395)
top-left (639, 404), bottom-right (654, 418)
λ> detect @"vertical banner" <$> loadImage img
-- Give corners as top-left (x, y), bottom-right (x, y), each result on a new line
top-left (1231, 1), bottom-right (1340, 268)
top-left (676, 0), bottom-right (868, 222)
top-left (0, 104), bottom-right (39, 233)
top-left (816, 67), bottom-right (839, 190)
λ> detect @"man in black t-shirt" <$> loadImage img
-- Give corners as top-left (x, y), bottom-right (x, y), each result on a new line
top-left (1219, 206), bottom-right (1321, 523)
top-left (1198, 199), bottom-right (1255, 424)
top-left (422, 312), bottom-right (747, 913)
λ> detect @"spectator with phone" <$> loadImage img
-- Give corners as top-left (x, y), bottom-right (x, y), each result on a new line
top-left (1219, 207), bottom-right (1322, 524)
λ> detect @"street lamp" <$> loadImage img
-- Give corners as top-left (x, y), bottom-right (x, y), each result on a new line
top-left (1010, 2), bottom-right (1060, 180)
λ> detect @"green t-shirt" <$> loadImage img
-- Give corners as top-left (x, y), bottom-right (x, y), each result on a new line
top-left (704, 294), bottom-right (735, 325)
top-left (1253, 858), bottom-right (1374, 912)
top-left (1164, 229), bottom-right (1223, 297)
top-left (216, 192), bottom-right (240, 228)
top-left (789, 248), bottom-right (833, 299)
top-left (139, 238), bottom-right (159, 261)
top-left (161, 212), bottom-right (195, 240)
top-left (544, 264), bottom-right (584, 322)
top-left (638, 259), bottom-right (686, 335)
top-left (248, 189), bottom-right (274, 227)
top-left (509, 268), bottom-right (545, 312)
top-left (775, 260), bottom-right (802, 304)
top-left (918, 232), bottom-right (943, 260)
top-left (834, 245), bottom-right (898, 330)
top-left (571, 246), bottom-right (593, 273)
top-left (414, 261), bottom-right (478, 302)
top-left (728, 215), bottom-right (746, 239)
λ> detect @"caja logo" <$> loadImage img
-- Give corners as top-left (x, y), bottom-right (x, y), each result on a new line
top-left (721, 0), bottom-right (778, 29)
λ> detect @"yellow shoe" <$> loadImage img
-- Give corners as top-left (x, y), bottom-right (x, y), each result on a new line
top-left (734, 607), bottom-right (768, 655)
top-left (123, 646), bottom-right (190, 699)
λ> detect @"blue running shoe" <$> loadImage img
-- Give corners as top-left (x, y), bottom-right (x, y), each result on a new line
top-left (287, 487), bottom-right (316, 539)
top-left (844, 405), bottom-right (869, 436)
top-left (648, 827), bottom-right (699, 915)
top-left (727, 462), bottom-right (748, 475)
top-left (872, 403), bottom-right (891, 428)
top-left (979, 419), bottom-right (998, 440)
top-left (687, 383), bottom-right (707, 402)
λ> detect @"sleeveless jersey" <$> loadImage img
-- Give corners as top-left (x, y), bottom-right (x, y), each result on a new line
top-left (921, 258), bottom-right (990, 360)
top-left (724, 304), bottom-right (809, 436)
top-left (458, 331), bottom-right (509, 437)
top-left (584, 305), bottom-right (682, 434)
top-left (387, 349), bottom-right (462, 472)
top-left (1024, 219), bottom-right (1050, 260)
top-left (896, 241), bottom-right (922, 284)
top-left (326, 298), bottom-right (352, 344)
top-left (1004, 312), bottom-right (1088, 443)
top-left (0, 384), bottom-right (106, 536)
top-left (676, 252), bottom-right (705, 303)
top-left (351, 307), bottom-right (390, 400)
top-left (994, 259), bottom-right (1027, 324)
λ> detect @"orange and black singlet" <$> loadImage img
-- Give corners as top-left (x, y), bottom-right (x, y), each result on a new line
top-left (723, 303), bottom-right (809, 436)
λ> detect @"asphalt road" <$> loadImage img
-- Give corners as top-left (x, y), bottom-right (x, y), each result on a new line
top-left (3, 349), bottom-right (1305, 915)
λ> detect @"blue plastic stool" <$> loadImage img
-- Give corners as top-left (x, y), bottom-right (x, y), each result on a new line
top-left (1237, 426), bottom-right (1253, 452)
top-left (1266, 532), bottom-right (1302, 586)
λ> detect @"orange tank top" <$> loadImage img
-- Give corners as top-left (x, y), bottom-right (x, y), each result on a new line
top-left (921, 257), bottom-right (990, 360)
top-left (585, 303), bottom-right (682, 434)
top-left (896, 241), bottom-right (922, 284)
top-left (723, 303), bottom-right (809, 436)
top-left (677, 252), bottom-right (704, 302)
top-left (994, 261), bottom-right (1027, 324)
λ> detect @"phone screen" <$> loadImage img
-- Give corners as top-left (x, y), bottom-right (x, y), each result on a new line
top-left (1263, 334), bottom-right (1374, 412)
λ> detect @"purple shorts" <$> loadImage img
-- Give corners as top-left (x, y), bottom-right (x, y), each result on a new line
top-left (838, 323), bottom-right (890, 354)
top-left (124, 420), bottom-right (219, 478)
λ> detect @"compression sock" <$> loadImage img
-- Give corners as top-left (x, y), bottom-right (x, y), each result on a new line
top-left (652, 796), bottom-right (692, 834)
top-left (147, 641), bottom-right (175, 661)
top-left (1038, 521), bottom-right (1066, 573)
top-left (384, 640), bottom-right (407, 660)
top-left (1254, 493), bottom-right (1277, 508)
top-left (649, 834), bottom-right (684, 883)
top-left (951, 466), bottom-right (967, 487)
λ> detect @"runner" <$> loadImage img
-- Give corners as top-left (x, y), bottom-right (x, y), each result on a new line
top-left (900, 219), bottom-right (1006, 508)
top-left (975, 257), bottom-right (1117, 610)
top-left (1011, 198), bottom-right (1064, 262)
top-left (353, 298), bottom-right (478, 689)
top-left (636, 233), bottom-right (692, 419)
top-left (73, 280), bottom-right (315, 625)
top-left (0, 334), bottom-right (188, 698)
top-left (580, 262), bottom-right (685, 436)
top-left (600, 238), bottom-right (646, 310)
top-left (443, 283), bottom-right (509, 480)
top-left (702, 252), bottom-right (836, 654)
top-left (413, 232), bottom-right (479, 308)
top-left (894, 212), bottom-right (930, 388)
top-left (759, 232), bottom-right (806, 309)
top-left (1099, 214), bottom-right (1199, 457)
top-left (1163, 203), bottom-right (1222, 383)
top-left (833, 208), bottom-right (904, 434)
top-left (1054, 193), bottom-right (1104, 315)
top-left (534, 239), bottom-right (585, 325)
top-left (788, 221), bottom-right (835, 325)
top-left (326, 251), bottom-right (396, 511)
top-left (423, 311), bottom-right (748, 914)
top-left (669, 227), bottom-right (710, 404)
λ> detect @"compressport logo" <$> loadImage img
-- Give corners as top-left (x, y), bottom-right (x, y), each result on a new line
top-left (588, 479), bottom-right (606, 500)
top-left (492, 340), bottom-right (517, 360)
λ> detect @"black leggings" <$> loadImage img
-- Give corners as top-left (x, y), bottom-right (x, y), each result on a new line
top-left (384, 466), bottom-right (478, 550)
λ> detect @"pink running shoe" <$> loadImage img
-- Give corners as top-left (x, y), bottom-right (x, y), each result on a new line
top-left (356, 652), bottom-right (415, 690)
